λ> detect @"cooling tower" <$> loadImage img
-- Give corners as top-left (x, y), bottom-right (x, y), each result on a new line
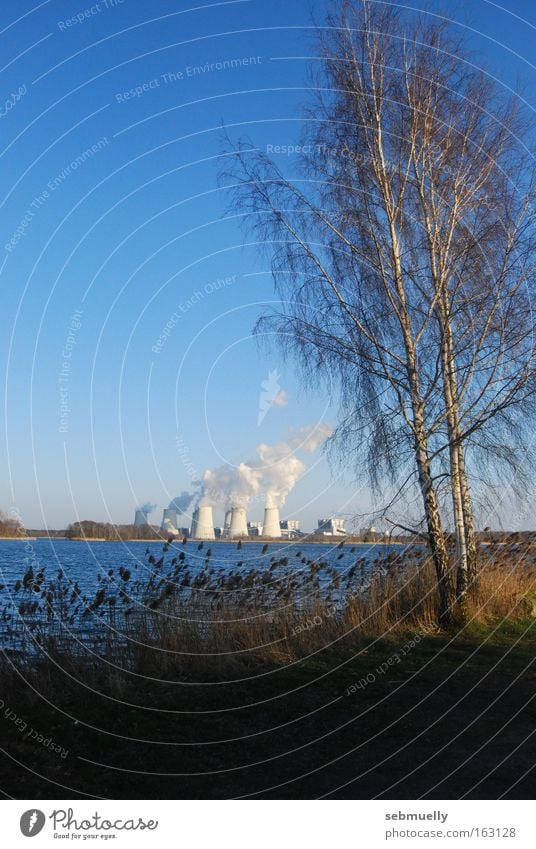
top-left (195, 505), bottom-right (215, 540)
top-left (190, 507), bottom-right (198, 538)
top-left (262, 507), bottom-right (281, 538)
top-left (229, 506), bottom-right (248, 537)
top-left (134, 509), bottom-right (149, 527)
top-left (161, 508), bottom-right (178, 535)
top-left (223, 509), bottom-right (232, 537)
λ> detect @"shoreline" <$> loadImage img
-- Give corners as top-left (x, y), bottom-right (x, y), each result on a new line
top-left (0, 536), bottom-right (38, 540)
top-left (0, 535), bottom-right (413, 545)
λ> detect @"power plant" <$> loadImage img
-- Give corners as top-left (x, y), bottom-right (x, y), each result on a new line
top-left (317, 517), bottom-right (347, 536)
top-left (190, 507), bottom-right (198, 538)
top-left (140, 502), bottom-right (306, 539)
top-left (148, 424), bottom-right (331, 539)
top-left (198, 426), bottom-right (330, 539)
top-left (195, 505), bottom-right (215, 540)
top-left (262, 507), bottom-right (281, 538)
top-left (228, 506), bottom-right (249, 537)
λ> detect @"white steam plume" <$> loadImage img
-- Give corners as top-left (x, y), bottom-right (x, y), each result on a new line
top-left (169, 491), bottom-right (194, 513)
top-left (256, 441), bottom-right (306, 509)
top-left (289, 423), bottom-right (333, 454)
top-left (200, 462), bottom-right (262, 509)
top-left (198, 422), bottom-right (332, 512)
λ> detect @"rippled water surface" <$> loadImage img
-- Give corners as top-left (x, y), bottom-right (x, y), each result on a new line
top-left (0, 537), bottom-right (415, 652)
top-left (0, 537), bottom-right (409, 596)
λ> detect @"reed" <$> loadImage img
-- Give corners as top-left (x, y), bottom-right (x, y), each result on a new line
top-left (1, 541), bottom-right (535, 689)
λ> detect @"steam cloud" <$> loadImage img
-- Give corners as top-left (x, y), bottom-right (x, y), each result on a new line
top-left (199, 423), bottom-right (332, 511)
top-left (289, 423), bottom-right (332, 454)
top-left (169, 491), bottom-right (194, 513)
top-left (139, 502), bottom-right (156, 515)
top-left (201, 463), bottom-right (262, 509)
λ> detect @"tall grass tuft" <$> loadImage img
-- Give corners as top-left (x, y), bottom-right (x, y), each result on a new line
top-left (1, 541), bottom-right (535, 691)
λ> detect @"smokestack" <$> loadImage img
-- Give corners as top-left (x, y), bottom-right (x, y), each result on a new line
top-left (195, 505), bottom-right (215, 540)
top-left (262, 507), bottom-right (281, 538)
top-left (161, 508), bottom-right (178, 535)
top-left (190, 507), bottom-right (199, 538)
top-left (223, 509), bottom-right (232, 538)
top-left (229, 506), bottom-right (248, 538)
top-left (134, 509), bottom-right (149, 527)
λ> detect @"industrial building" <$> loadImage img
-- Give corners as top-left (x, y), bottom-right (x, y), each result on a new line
top-left (262, 507), bottom-right (281, 538)
top-left (155, 500), bottom-right (345, 540)
top-left (247, 521), bottom-right (263, 537)
top-left (159, 503), bottom-right (196, 537)
top-left (185, 503), bottom-right (302, 540)
top-left (280, 519), bottom-right (301, 539)
top-left (317, 517), bottom-right (347, 536)
top-left (160, 508), bottom-right (179, 535)
top-left (245, 516), bottom-right (301, 538)
top-left (223, 509), bottom-right (232, 537)
top-left (195, 505), bottom-right (216, 540)
top-left (228, 506), bottom-right (248, 537)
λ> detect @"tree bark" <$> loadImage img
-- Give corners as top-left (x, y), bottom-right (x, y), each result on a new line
top-left (440, 318), bottom-right (470, 612)
top-left (417, 462), bottom-right (454, 624)
top-left (412, 402), bottom-right (454, 624)
top-left (457, 447), bottom-right (478, 586)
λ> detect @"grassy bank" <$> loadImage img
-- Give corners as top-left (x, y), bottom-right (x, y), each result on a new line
top-left (1, 619), bottom-right (535, 799)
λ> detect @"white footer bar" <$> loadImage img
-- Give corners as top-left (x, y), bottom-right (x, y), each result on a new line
top-left (2, 799), bottom-right (533, 848)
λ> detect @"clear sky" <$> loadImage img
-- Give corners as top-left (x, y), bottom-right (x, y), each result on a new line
top-left (1, 0), bottom-right (534, 531)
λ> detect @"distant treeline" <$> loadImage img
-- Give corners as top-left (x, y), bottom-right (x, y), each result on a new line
top-left (2, 513), bottom-right (535, 544)
top-left (65, 521), bottom-right (162, 541)
top-left (476, 530), bottom-right (536, 544)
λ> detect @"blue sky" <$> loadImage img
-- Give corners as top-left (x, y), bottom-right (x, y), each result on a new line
top-left (1, 0), bottom-right (534, 530)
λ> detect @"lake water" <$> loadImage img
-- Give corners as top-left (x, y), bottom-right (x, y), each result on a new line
top-left (0, 537), bottom-right (413, 651)
top-left (0, 537), bottom-right (408, 597)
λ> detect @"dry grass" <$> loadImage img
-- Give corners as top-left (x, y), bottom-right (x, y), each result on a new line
top-left (109, 551), bottom-right (536, 680)
top-left (2, 543), bottom-right (535, 691)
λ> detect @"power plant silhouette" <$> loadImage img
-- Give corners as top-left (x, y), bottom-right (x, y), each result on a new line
top-left (134, 503), bottom-right (291, 539)
top-left (152, 504), bottom-right (284, 540)
top-left (132, 424), bottom-right (335, 539)
top-left (262, 507), bottom-right (282, 538)
top-left (132, 502), bottom-right (351, 540)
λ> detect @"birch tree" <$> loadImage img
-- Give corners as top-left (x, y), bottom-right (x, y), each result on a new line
top-left (227, 0), bottom-right (536, 623)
